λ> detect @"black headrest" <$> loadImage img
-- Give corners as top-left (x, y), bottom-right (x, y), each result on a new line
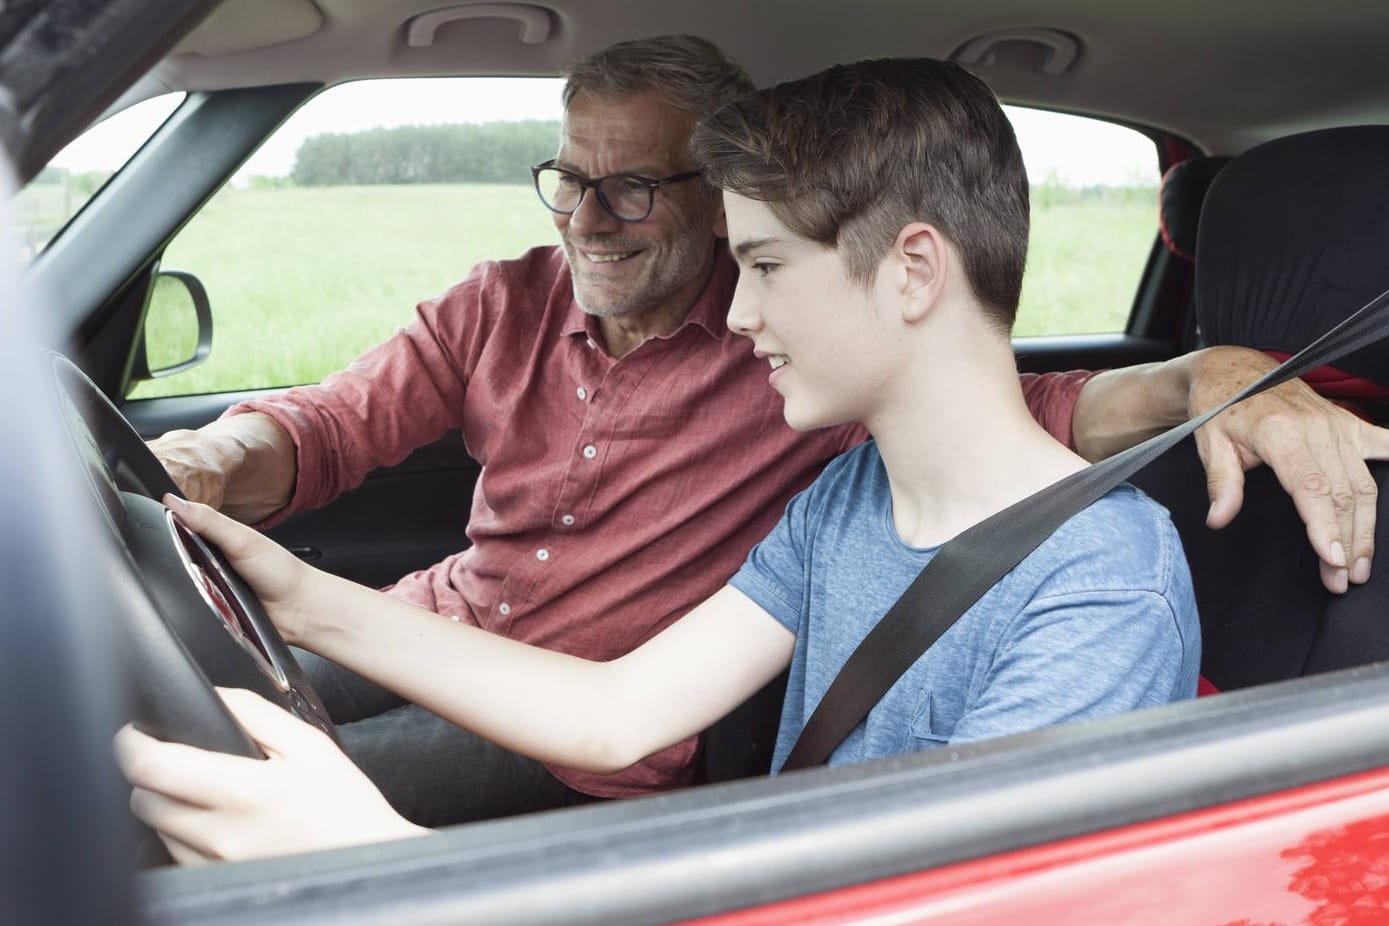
top-left (1195, 126), bottom-right (1389, 385)
top-left (1159, 156), bottom-right (1231, 261)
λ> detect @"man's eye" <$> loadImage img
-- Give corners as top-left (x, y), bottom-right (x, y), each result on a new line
top-left (612, 176), bottom-right (651, 195)
top-left (752, 262), bottom-right (778, 278)
top-left (555, 175), bottom-right (581, 191)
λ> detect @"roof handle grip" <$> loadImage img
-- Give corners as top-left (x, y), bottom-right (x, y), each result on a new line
top-left (951, 28), bottom-right (1080, 76)
top-left (406, 3), bottom-right (553, 47)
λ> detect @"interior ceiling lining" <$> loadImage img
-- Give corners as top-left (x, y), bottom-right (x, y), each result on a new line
top-left (154, 0), bottom-right (1389, 155)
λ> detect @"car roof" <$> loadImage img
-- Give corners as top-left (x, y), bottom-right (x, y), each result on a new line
top-left (133, 0), bottom-right (1389, 156)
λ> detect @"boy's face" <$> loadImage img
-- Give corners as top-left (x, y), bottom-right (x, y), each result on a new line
top-left (723, 192), bottom-right (895, 431)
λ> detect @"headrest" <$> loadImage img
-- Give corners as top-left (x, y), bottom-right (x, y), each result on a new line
top-left (1159, 156), bottom-right (1230, 262)
top-left (1195, 126), bottom-right (1389, 386)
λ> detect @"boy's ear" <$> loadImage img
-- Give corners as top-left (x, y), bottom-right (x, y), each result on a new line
top-left (893, 222), bottom-right (948, 324)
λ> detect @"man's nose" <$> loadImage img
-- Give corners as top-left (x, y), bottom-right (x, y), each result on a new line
top-left (566, 188), bottom-right (623, 236)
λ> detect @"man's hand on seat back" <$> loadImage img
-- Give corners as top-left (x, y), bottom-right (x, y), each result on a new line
top-left (1189, 347), bottom-right (1389, 594)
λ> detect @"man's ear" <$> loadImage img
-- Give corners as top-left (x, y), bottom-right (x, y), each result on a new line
top-left (892, 222), bottom-right (948, 324)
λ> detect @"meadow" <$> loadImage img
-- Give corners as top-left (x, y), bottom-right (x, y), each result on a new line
top-left (108, 182), bottom-right (1156, 399)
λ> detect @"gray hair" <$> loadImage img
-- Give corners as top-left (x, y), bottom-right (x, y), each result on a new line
top-left (563, 35), bottom-right (754, 117)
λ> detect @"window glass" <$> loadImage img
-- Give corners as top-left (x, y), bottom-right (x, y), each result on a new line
top-left (130, 78), bottom-right (563, 399)
top-left (14, 93), bottom-right (184, 260)
top-left (1006, 107), bottom-right (1159, 337)
top-left (128, 86), bottom-right (1159, 399)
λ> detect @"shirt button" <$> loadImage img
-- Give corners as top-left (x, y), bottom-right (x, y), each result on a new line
top-left (536, 548), bottom-right (550, 561)
top-left (582, 444), bottom-right (597, 459)
top-left (576, 386), bottom-right (588, 401)
top-left (498, 602), bottom-right (511, 616)
top-left (561, 514), bottom-right (575, 526)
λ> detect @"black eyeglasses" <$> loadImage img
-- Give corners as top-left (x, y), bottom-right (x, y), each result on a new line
top-left (531, 159), bottom-right (703, 222)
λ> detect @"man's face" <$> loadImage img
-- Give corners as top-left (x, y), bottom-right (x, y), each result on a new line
top-left (723, 193), bottom-right (894, 432)
top-left (553, 91), bottom-right (725, 319)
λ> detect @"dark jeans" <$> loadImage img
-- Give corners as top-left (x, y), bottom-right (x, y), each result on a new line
top-left (293, 648), bottom-right (600, 827)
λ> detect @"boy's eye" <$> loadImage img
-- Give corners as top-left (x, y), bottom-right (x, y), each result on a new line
top-left (752, 261), bottom-right (778, 278)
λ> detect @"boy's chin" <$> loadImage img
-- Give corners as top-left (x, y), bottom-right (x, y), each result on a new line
top-left (780, 401), bottom-right (846, 433)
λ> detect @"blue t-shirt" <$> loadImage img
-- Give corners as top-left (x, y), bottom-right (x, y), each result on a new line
top-left (729, 441), bottom-right (1200, 773)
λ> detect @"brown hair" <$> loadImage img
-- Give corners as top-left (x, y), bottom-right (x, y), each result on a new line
top-left (691, 58), bottom-right (1030, 328)
top-left (563, 35), bottom-right (755, 119)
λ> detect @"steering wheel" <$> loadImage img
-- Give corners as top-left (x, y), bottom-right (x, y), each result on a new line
top-left (50, 354), bottom-right (340, 761)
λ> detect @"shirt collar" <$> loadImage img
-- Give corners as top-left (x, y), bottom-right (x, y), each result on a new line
top-left (561, 246), bottom-right (739, 345)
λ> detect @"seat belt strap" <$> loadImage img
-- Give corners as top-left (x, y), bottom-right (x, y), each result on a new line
top-left (783, 284), bottom-right (1389, 771)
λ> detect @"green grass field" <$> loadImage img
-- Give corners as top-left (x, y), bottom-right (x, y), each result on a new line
top-left (129, 183), bottom-right (1155, 399)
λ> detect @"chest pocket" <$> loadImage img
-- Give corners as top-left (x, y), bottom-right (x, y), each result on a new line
top-left (906, 689), bottom-right (951, 750)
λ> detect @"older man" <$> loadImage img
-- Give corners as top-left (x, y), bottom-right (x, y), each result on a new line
top-left (150, 35), bottom-right (1389, 825)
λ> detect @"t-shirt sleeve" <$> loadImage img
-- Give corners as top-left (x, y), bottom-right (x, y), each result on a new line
top-left (1018, 369), bottom-right (1099, 450)
top-left (227, 263), bottom-right (500, 526)
top-left (948, 587), bottom-right (1195, 745)
top-left (728, 479), bottom-right (823, 634)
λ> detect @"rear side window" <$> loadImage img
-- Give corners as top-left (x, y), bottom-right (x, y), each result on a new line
top-left (1007, 107), bottom-right (1159, 337)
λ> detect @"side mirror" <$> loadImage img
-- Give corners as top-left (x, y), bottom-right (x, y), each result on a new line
top-left (131, 269), bottom-right (212, 380)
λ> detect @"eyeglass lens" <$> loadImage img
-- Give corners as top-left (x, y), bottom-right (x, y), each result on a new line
top-left (535, 169), bottom-right (653, 221)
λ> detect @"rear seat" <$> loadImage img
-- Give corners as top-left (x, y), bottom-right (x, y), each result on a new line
top-left (1133, 126), bottom-right (1389, 690)
top-left (1195, 125), bottom-right (1389, 422)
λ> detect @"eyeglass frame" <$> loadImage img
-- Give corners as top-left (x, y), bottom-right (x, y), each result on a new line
top-left (530, 159), bottom-right (704, 223)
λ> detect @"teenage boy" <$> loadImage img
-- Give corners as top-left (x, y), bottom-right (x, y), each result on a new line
top-left (117, 57), bottom-right (1198, 863)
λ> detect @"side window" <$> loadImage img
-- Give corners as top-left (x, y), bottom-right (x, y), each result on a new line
top-left (14, 93), bottom-right (184, 260)
top-left (130, 78), bottom-right (564, 399)
top-left (1006, 107), bottom-right (1159, 337)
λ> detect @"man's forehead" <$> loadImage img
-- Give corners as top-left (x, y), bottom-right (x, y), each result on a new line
top-left (558, 90), bottom-right (698, 170)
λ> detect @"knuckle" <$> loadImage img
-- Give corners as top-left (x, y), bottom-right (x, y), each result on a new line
top-left (1330, 487), bottom-right (1358, 514)
top-left (1296, 470), bottom-right (1331, 497)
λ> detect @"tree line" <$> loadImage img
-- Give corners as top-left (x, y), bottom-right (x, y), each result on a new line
top-left (291, 120), bottom-right (560, 186)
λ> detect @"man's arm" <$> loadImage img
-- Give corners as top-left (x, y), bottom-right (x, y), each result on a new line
top-left (148, 412), bottom-right (297, 523)
top-left (1069, 346), bottom-right (1389, 593)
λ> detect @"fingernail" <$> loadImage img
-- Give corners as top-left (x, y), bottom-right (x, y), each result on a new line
top-left (163, 493), bottom-right (188, 511)
top-left (1336, 569), bottom-right (1349, 594)
top-left (1331, 541), bottom-right (1347, 568)
top-left (1353, 557), bottom-right (1372, 584)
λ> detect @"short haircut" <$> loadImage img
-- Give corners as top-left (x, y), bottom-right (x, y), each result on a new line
top-left (562, 35), bottom-right (755, 120)
top-left (691, 58), bottom-right (1030, 329)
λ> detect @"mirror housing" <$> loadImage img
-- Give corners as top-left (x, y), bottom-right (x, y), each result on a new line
top-left (130, 268), bottom-right (212, 380)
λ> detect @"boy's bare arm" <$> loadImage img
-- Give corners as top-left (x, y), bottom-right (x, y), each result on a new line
top-left (169, 496), bottom-right (794, 773)
top-left (148, 412), bottom-right (297, 523)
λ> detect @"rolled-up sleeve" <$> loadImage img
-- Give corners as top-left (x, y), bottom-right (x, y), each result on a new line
top-left (1019, 369), bottom-right (1098, 450)
top-left (227, 266), bottom-right (499, 524)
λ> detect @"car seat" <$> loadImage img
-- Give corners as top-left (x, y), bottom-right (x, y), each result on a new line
top-left (1195, 125), bottom-right (1389, 420)
top-left (1131, 126), bottom-right (1389, 690)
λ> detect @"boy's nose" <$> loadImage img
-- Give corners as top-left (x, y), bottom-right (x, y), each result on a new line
top-left (726, 282), bottom-right (762, 338)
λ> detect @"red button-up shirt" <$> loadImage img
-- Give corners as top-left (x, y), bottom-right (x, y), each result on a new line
top-left (233, 246), bottom-right (1092, 797)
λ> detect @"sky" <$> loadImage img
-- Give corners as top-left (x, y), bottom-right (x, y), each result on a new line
top-left (48, 77), bottom-right (1157, 187)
